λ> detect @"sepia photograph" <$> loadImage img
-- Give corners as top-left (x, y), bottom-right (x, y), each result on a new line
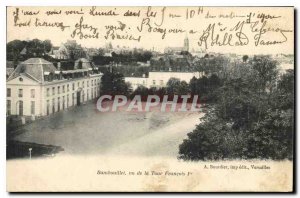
top-left (5, 5), bottom-right (294, 192)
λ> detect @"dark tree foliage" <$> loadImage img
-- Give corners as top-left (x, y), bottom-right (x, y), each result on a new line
top-left (7, 39), bottom-right (53, 65)
top-left (92, 56), bottom-right (113, 65)
top-left (189, 74), bottom-right (222, 103)
top-left (179, 56), bottom-right (294, 161)
top-left (129, 86), bottom-right (168, 101)
top-left (100, 72), bottom-right (132, 97)
top-left (130, 86), bottom-right (150, 101)
top-left (166, 78), bottom-right (190, 95)
top-left (193, 55), bottom-right (229, 76)
top-left (242, 55), bottom-right (249, 62)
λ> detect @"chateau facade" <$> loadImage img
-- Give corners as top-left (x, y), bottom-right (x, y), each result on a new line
top-left (6, 58), bottom-right (102, 117)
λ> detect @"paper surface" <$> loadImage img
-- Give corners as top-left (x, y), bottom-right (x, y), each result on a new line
top-left (6, 6), bottom-right (294, 192)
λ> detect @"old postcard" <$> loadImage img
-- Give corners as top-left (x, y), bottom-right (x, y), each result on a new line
top-left (6, 6), bottom-right (294, 192)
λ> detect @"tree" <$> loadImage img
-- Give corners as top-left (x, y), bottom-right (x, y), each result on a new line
top-left (242, 55), bottom-right (249, 63)
top-left (166, 77), bottom-right (181, 95)
top-left (7, 39), bottom-right (54, 68)
top-left (7, 40), bottom-right (27, 67)
top-left (130, 85), bottom-right (149, 101)
top-left (179, 56), bottom-right (294, 161)
top-left (42, 40), bottom-right (52, 53)
top-left (250, 55), bottom-right (279, 93)
top-left (189, 77), bottom-right (198, 96)
top-left (177, 81), bottom-right (189, 95)
top-left (193, 55), bottom-right (229, 76)
top-left (101, 71), bottom-right (132, 96)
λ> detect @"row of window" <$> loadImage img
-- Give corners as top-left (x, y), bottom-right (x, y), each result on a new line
top-left (7, 79), bottom-right (100, 98)
top-left (6, 88), bottom-right (99, 116)
top-left (46, 88), bottom-right (99, 115)
top-left (130, 80), bottom-right (164, 87)
top-left (7, 88), bottom-right (35, 98)
top-left (152, 80), bottom-right (164, 86)
top-left (46, 79), bottom-right (100, 97)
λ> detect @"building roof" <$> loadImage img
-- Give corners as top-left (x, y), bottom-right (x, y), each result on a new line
top-left (52, 46), bottom-right (60, 50)
top-left (6, 68), bottom-right (14, 77)
top-left (20, 47), bottom-right (27, 55)
top-left (74, 58), bottom-right (93, 69)
top-left (7, 58), bottom-right (58, 83)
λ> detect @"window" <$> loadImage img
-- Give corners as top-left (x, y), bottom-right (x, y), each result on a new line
top-left (46, 100), bottom-right (50, 115)
top-left (78, 82), bottom-right (80, 87)
top-left (18, 101), bottom-right (23, 116)
top-left (62, 96), bottom-right (65, 109)
top-left (47, 88), bottom-right (50, 97)
top-left (72, 93), bottom-right (75, 106)
top-left (52, 98), bottom-right (55, 113)
top-left (31, 89), bottom-right (35, 98)
top-left (67, 84), bottom-right (69, 92)
top-left (52, 87), bottom-right (55, 95)
top-left (7, 100), bottom-right (11, 115)
top-left (57, 97), bottom-right (60, 111)
top-left (72, 83), bottom-right (75, 91)
top-left (7, 88), bottom-right (11, 97)
top-left (31, 101), bottom-right (35, 115)
top-left (87, 80), bottom-right (89, 87)
top-left (160, 80), bottom-right (164, 86)
top-left (18, 89), bottom-right (23, 97)
top-left (63, 85), bottom-right (65, 93)
top-left (91, 80), bottom-right (93, 86)
top-left (67, 95), bottom-right (69, 107)
top-left (82, 81), bottom-right (85, 88)
top-left (153, 80), bottom-right (156, 85)
top-left (58, 86), bottom-right (60, 94)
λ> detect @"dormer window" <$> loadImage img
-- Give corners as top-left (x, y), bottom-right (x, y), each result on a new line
top-left (19, 77), bottom-right (23, 82)
top-left (44, 71), bottom-right (50, 81)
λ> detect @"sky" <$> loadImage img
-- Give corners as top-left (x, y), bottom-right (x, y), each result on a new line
top-left (7, 6), bottom-right (294, 54)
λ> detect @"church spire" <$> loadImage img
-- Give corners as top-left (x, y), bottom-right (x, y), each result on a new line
top-left (184, 34), bottom-right (189, 52)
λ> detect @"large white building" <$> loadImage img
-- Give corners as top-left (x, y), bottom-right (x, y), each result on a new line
top-left (125, 71), bottom-right (203, 90)
top-left (6, 58), bottom-right (102, 117)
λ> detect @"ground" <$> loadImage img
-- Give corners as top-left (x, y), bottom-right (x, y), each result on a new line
top-left (10, 101), bottom-right (203, 158)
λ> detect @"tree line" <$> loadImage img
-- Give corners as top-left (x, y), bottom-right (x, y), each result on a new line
top-left (7, 39), bottom-right (53, 67)
top-left (178, 56), bottom-right (294, 161)
top-left (100, 70), bottom-right (223, 103)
